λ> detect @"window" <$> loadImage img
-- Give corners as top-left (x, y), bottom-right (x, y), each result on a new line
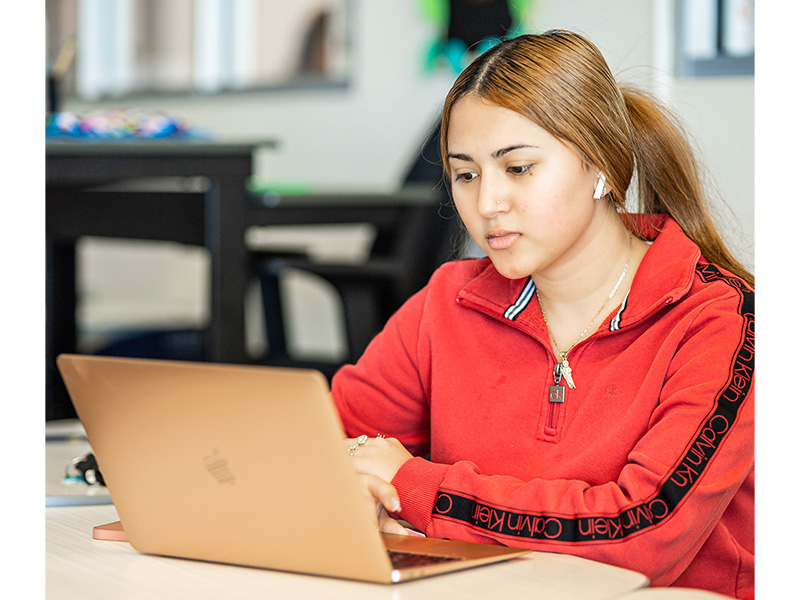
top-left (46, 0), bottom-right (351, 101)
top-left (676, 0), bottom-right (754, 77)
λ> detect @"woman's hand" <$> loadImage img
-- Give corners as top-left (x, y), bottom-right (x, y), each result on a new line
top-left (360, 472), bottom-right (410, 536)
top-left (345, 435), bottom-right (414, 535)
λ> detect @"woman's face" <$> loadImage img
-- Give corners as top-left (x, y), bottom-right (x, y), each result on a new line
top-left (447, 96), bottom-right (607, 281)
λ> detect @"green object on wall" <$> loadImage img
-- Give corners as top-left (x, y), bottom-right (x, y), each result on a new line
top-left (417, 0), bottom-right (449, 26)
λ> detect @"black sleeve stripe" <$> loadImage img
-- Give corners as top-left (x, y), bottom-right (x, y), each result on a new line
top-left (433, 264), bottom-right (754, 544)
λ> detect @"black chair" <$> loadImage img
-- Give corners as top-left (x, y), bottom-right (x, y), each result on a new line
top-left (251, 120), bottom-right (463, 375)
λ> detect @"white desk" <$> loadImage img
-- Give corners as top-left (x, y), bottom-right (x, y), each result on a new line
top-left (46, 504), bottom-right (651, 600)
top-left (44, 422), bottom-right (720, 599)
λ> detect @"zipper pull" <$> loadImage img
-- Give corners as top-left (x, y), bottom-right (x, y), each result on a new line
top-left (549, 363), bottom-right (565, 404)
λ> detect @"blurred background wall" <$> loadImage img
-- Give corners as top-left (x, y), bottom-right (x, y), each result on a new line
top-left (47, 0), bottom-right (755, 362)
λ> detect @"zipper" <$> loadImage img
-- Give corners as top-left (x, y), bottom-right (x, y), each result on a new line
top-left (546, 362), bottom-right (566, 433)
top-left (547, 402), bottom-right (560, 430)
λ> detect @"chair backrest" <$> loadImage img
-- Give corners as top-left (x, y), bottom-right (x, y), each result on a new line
top-left (251, 116), bottom-right (466, 370)
top-left (403, 118), bottom-right (445, 186)
top-left (391, 117), bottom-right (464, 302)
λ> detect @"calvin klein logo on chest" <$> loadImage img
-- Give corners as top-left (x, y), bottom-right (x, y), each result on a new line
top-left (549, 385), bottom-right (565, 403)
top-left (204, 448), bottom-right (236, 484)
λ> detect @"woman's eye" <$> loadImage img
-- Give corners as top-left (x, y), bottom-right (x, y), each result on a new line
top-left (508, 164), bottom-right (532, 176)
top-left (455, 171), bottom-right (478, 183)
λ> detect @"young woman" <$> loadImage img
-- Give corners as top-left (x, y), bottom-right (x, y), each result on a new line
top-left (334, 30), bottom-right (754, 599)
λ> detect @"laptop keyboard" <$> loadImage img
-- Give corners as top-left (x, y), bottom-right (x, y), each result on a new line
top-left (387, 550), bottom-right (464, 569)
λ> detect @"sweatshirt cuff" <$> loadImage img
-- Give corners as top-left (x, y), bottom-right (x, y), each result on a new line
top-left (391, 457), bottom-right (450, 534)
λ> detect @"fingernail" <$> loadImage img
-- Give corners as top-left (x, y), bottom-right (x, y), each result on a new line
top-left (389, 498), bottom-right (401, 512)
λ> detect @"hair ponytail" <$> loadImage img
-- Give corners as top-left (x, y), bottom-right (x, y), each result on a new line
top-left (621, 86), bottom-right (754, 287)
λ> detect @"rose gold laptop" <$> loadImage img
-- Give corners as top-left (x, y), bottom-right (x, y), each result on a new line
top-left (56, 354), bottom-right (529, 583)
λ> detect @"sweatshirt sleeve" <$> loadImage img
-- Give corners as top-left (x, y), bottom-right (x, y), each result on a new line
top-left (332, 283), bottom-right (433, 457)
top-left (391, 285), bottom-right (755, 587)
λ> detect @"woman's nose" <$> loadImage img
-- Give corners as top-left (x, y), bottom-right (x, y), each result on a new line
top-left (477, 177), bottom-right (510, 218)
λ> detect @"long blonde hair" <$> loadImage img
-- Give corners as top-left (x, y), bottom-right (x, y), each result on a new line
top-left (440, 30), bottom-right (754, 287)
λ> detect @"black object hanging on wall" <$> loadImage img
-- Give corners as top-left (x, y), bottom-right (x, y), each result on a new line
top-left (447, 0), bottom-right (513, 47)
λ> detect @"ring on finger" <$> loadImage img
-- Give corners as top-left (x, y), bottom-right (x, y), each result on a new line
top-left (348, 434), bottom-right (368, 456)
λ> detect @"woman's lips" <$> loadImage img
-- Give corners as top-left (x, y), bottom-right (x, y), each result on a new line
top-left (486, 232), bottom-right (521, 250)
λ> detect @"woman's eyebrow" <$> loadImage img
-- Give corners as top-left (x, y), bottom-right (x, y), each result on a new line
top-left (446, 152), bottom-right (473, 162)
top-left (447, 144), bottom-right (537, 163)
top-left (492, 144), bottom-right (537, 158)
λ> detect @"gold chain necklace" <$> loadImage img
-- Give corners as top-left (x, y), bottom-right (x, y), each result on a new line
top-left (536, 231), bottom-right (633, 392)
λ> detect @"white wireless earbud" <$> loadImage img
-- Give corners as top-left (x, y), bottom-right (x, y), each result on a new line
top-left (593, 172), bottom-right (607, 200)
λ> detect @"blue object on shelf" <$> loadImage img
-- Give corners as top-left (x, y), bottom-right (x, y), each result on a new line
top-left (46, 108), bottom-right (211, 140)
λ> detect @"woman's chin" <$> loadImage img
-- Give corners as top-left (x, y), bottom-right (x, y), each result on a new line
top-left (487, 255), bottom-right (533, 281)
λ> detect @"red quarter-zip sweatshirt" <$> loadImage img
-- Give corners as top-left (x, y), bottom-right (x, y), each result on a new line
top-left (332, 215), bottom-right (754, 599)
